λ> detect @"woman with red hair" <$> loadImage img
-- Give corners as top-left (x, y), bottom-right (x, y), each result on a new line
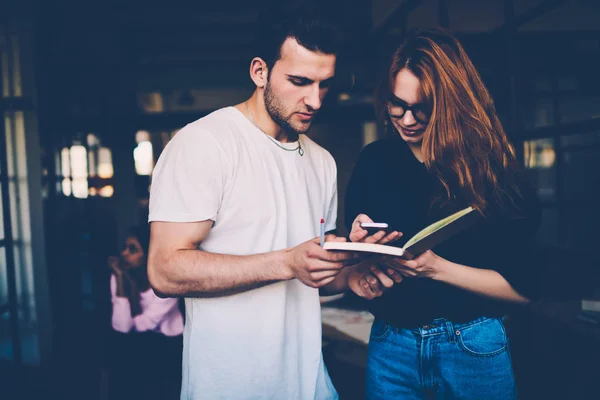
top-left (342, 27), bottom-right (541, 399)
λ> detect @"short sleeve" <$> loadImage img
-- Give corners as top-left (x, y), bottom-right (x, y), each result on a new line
top-left (149, 126), bottom-right (231, 223)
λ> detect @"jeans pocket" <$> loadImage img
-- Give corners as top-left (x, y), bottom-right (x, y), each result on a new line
top-left (369, 319), bottom-right (391, 342)
top-left (457, 318), bottom-right (508, 357)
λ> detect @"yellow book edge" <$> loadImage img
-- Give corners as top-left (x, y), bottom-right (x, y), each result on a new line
top-left (403, 206), bottom-right (475, 249)
top-left (323, 206), bottom-right (475, 257)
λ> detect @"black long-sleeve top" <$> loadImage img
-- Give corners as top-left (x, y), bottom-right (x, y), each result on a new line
top-left (344, 136), bottom-right (541, 328)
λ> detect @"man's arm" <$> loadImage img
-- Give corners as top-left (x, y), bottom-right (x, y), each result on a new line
top-left (148, 221), bottom-right (354, 298)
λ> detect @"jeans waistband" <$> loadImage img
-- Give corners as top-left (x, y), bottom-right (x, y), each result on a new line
top-left (403, 316), bottom-right (497, 339)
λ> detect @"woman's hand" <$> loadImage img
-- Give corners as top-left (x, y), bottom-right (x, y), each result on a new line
top-left (380, 250), bottom-right (445, 279)
top-left (109, 256), bottom-right (129, 297)
top-left (108, 256), bottom-right (123, 276)
top-left (344, 214), bottom-right (404, 299)
top-left (347, 262), bottom-right (404, 300)
top-left (350, 214), bottom-right (402, 244)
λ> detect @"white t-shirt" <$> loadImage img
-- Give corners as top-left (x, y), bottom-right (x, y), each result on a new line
top-left (148, 107), bottom-right (339, 400)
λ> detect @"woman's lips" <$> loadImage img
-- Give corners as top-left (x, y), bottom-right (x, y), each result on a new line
top-left (402, 128), bottom-right (420, 136)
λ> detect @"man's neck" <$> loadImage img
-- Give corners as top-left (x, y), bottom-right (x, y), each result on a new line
top-left (236, 96), bottom-right (294, 143)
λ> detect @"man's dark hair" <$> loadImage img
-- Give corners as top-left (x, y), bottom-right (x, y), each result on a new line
top-left (256, 2), bottom-right (343, 72)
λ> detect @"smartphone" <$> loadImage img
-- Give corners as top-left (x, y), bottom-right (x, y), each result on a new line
top-left (360, 222), bottom-right (390, 234)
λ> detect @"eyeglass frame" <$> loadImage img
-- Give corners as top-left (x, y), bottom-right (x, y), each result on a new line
top-left (387, 98), bottom-right (430, 125)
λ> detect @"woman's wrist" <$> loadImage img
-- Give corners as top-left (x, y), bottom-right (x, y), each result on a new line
top-left (430, 257), bottom-right (455, 281)
top-left (115, 274), bottom-right (126, 297)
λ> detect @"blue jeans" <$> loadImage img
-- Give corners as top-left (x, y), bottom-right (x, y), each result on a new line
top-left (366, 317), bottom-right (516, 400)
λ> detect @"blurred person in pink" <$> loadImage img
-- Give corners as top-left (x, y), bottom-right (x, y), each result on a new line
top-left (106, 225), bottom-right (183, 400)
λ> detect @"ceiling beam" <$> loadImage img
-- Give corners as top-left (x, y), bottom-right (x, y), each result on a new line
top-left (494, 0), bottom-right (568, 32)
top-left (515, 0), bottom-right (568, 28)
top-left (375, 0), bottom-right (422, 37)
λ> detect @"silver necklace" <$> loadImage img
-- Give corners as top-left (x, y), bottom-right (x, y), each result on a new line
top-left (245, 102), bottom-right (304, 156)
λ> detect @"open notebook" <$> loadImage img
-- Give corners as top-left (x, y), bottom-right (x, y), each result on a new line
top-left (324, 206), bottom-right (478, 260)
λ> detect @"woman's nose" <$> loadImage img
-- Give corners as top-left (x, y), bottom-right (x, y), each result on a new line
top-left (402, 110), bottom-right (417, 126)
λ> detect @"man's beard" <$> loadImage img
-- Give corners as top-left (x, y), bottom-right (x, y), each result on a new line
top-left (264, 81), bottom-right (312, 137)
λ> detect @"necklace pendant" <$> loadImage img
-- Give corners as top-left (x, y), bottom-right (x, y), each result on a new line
top-left (298, 147), bottom-right (304, 156)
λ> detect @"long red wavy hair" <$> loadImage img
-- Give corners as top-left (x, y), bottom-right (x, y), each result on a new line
top-left (375, 27), bottom-right (522, 215)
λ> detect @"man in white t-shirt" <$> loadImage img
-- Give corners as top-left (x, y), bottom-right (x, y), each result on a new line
top-left (147, 6), bottom-right (356, 400)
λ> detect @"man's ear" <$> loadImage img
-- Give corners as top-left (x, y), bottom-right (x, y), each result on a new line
top-left (249, 57), bottom-right (269, 88)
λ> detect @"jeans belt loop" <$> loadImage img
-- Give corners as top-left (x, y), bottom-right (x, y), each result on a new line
top-left (445, 321), bottom-right (456, 343)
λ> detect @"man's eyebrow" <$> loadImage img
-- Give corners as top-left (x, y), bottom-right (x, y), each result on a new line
top-left (287, 74), bottom-right (314, 83)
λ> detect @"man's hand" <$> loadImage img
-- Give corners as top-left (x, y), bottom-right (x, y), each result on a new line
top-left (285, 235), bottom-right (358, 288)
top-left (350, 214), bottom-right (402, 244)
top-left (347, 262), bottom-right (403, 300)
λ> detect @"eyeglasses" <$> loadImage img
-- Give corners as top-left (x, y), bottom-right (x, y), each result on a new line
top-left (387, 100), bottom-right (429, 125)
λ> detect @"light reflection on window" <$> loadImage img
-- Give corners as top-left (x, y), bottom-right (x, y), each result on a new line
top-left (69, 145), bottom-right (87, 178)
top-left (137, 92), bottom-right (164, 113)
top-left (56, 134), bottom-right (114, 198)
top-left (61, 178), bottom-right (71, 196)
top-left (134, 131), bottom-right (153, 176)
top-left (72, 178), bottom-right (88, 199)
top-left (87, 133), bottom-right (100, 147)
top-left (98, 185), bottom-right (114, 197)
top-left (134, 142), bottom-right (153, 175)
top-left (97, 147), bottom-right (114, 179)
top-left (524, 139), bottom-right (556, 169)
top-left (61, 147), bottom-right (70, 178)
top-left (88, 149), bottom-right (96, 178)
top-left (523, 138), bottom-right (556, 202)
top-left (69, 145), bottom-right (88, 199)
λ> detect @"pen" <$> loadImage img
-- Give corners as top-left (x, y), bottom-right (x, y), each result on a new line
top-left (320, 218), bottom-right (325, 247)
